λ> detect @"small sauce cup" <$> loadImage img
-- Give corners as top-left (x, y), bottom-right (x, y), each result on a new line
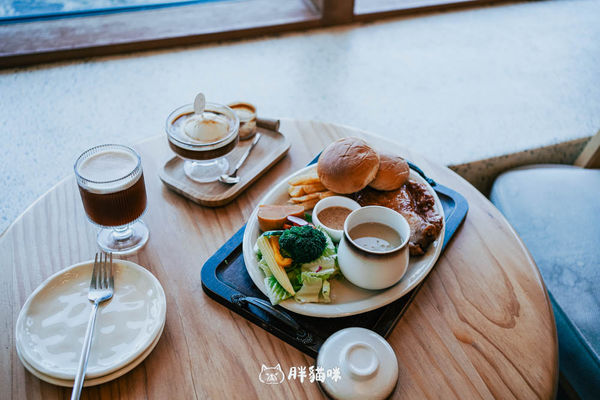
top-left (229, 102), bottom-right (257, 140)
top-left (312, 196), bottom-right (361, 243)
top-left (338, 206), bottom-right (411, 290)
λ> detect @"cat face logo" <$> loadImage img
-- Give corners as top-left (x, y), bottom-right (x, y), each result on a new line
top-left (259, 364), bottom-right (285, 384)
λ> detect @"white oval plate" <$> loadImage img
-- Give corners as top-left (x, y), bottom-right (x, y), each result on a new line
top-left (16, 318), bottom-right (165, 387)
top-left (16, 259), bottom-right (166, 380)
top-left (242, 165), bottom-right (445, 318)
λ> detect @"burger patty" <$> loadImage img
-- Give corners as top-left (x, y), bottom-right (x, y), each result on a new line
top-left (351, 180), bottom-right (444, 256)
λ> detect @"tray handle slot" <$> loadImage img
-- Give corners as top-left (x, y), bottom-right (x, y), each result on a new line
top-left (407, 161), bottom-right (437, 187)
top-left (231, 294), bottom-right (314, 345)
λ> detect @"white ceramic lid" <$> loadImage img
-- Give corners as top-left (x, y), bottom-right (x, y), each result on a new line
top-left (15, 259), bottom-right (166, 380)
top-left (317, 328), bottom-right (398, 400)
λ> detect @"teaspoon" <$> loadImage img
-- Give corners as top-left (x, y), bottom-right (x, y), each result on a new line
top-left (219, 133), bottom-right (262, 184)
top-left (194, 93), bottom-right (205, 115)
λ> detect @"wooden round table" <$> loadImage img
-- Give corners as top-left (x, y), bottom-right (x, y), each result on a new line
top-left (2, 120), bottom-right (557, 399)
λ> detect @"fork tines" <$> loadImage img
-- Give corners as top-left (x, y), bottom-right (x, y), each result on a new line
top-left (91, 252), bottom-right (113, 291)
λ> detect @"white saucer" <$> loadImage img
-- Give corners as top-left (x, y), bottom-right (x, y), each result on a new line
top-left (16, 319), bottom-right (165, 387)
top-left (16, 259), bottom-right (166, 381)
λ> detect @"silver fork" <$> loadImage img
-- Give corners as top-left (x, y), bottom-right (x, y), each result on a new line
top-left (71, 252), bottom-right (114, 400)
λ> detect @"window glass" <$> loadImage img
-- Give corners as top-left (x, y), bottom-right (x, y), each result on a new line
top-left (0, 0), bottom-right (225, 21)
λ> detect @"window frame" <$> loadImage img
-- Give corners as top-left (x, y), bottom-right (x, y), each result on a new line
top-left (0, 0), bottom-right (509, 69)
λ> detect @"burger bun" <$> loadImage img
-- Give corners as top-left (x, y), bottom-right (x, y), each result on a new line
top-left (369, 153), bottom-right (410, 191)
top-left (317, 137), bottom-right (380, 194)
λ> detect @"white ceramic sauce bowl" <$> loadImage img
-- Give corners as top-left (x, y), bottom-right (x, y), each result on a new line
top-left (312, 196), bottom-right (361, 243)
top-left (338, 206), bottom-right (410, 290)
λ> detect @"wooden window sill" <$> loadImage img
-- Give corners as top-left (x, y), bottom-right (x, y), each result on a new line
top-left (354, 0), bottom-right (509, 20)
top-left (0, 0), bottom-right (320, 68)
top-left (0, 0), bottom-right (514, 69)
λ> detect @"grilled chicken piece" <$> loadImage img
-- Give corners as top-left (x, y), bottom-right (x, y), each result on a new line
top-left (352, 180), bottom-right (443, 256)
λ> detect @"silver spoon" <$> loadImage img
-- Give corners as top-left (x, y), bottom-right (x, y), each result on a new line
top-left (219, 133), bottom-right (262, 184)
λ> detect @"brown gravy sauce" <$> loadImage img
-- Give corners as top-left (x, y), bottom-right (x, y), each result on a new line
top-left (349, 222), bottom-right (402, 252)
top-left (317, 206), bottom-right (352, 230)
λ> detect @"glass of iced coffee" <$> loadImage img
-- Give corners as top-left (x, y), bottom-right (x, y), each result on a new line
top-left (166, 101), bottom-right (239, 182)
top-left (74, 144), bottom-right (149, 254)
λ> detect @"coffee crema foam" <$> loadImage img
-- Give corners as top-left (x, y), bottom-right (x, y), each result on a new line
top-left (78, 149), bottom-right (139, 193)
top-left (182, 113), bottom-right (229, 143)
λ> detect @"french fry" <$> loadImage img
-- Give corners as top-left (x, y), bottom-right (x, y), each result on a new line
top-left (295, 197), bottom-right (320, 211)
top-left (290, 192), bottom-right (321, 203)
top-left (287, 182), bottom-right (326, 199)
top-left (289, 190), bottom-right (335, 211)
top-left (288, 172), bottom-right (320, 186)
top-left (288, 185), bottom-right (304, 197)
top-left (287, 171), bottom-right (329, 211)
top-left (319, 191), bottom-right (335, 199)
top-left (301, 182), bottom-right (326, 194)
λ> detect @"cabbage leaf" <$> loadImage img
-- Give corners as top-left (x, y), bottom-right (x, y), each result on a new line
top-left (264, 276), bottom-right (292, 305)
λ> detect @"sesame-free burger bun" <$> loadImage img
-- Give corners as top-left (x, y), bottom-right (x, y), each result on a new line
top-left (369, 153), bottom-right (410, 191)
top-left (317, 137), bottom-right (380, 194)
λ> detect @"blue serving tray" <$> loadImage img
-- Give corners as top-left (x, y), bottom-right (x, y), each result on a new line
top-left (201, 155), bottom-right (468, 358)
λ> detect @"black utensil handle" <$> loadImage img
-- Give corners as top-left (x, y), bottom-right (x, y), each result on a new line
top-left (231, 294), bottom-right (314, 345)
top-left (407, 161), bottom-right (437, 187)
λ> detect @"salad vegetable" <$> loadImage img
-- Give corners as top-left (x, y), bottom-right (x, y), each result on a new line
top-left (268, 236), bottom-right (292, 268)
top-left (256, 225), bottom-right (339, 305)
top-left (256, 235), bottom-right (295, 295)
top-left (279, 225), bottom-right (327, 263)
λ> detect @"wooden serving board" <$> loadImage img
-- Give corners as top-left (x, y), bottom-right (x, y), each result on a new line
top-left (159, 120), bottom-right (290, 207)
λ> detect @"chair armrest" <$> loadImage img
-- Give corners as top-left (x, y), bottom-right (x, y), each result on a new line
top-left (575, 129), bottom-right (600, 168)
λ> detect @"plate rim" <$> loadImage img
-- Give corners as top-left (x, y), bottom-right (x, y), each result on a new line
top-left (242, 164), bottom-right (445, 318)
top-left (15, 259), bottom-right (167, 380)
top-left (16, 318), bottom-right (165, 387)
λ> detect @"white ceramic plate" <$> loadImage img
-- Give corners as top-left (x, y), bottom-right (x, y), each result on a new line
top-left (16, 259), bottom-right (167, 380)
top-left (242, 165), bottom-right (445, 318)
top-left (16, 318), bottom-right (165, 387)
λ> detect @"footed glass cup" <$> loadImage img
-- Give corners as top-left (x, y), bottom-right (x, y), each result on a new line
top-left (166, 102), bottom-right (239, 183)
top-left (74, 144), bottom-right (149, 255)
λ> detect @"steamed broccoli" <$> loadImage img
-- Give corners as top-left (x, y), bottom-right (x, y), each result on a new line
top-left (278, 226), bottom-right (326, 263)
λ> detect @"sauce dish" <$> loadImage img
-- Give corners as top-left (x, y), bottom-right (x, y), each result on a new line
top-left (338, 206), bottom-right (410, 290)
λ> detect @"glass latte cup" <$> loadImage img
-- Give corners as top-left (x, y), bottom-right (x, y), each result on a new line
top-left (74, 144), bottom-right (149, 254)
top-left (166, 102), bottom-right (240, 182)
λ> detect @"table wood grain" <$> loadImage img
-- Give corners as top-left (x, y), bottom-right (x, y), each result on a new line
top-left (1, 119), bottom-right (558, 399)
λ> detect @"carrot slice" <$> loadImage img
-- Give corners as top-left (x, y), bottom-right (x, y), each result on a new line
top-left (268, 236), bottom-right (293, 268)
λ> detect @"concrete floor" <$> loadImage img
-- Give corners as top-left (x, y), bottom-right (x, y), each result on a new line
top-left (1, 0), bottom-right (599, 233)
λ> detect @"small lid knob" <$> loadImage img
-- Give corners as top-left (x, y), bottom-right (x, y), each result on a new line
top-left (342, 342), bottom-right (379, 380)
